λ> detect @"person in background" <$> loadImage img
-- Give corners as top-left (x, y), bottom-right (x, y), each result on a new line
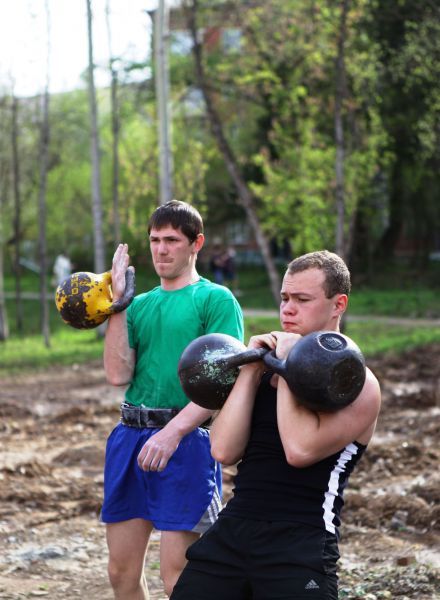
top-left (209, 240), bottom-right (226, 285)
top-left (223, 246), bottom-right (241, 297)
top-left (171, 250), bottom-right (381, 600)
top-left (102, 200), bottom-right (244, 599)
top-left (53, 251), bottom-right (72, 286)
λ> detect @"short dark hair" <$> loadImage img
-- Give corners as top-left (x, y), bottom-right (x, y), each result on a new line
top-left (148, 200), bottom-right (203, 242)
top-left (286, 250), bottom-right (351, 297)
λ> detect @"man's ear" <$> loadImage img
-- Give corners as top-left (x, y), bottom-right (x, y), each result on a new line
top-left (335, 293), bottom-right (348, 314)
top-left (193, 233), bottom-right (205, 253)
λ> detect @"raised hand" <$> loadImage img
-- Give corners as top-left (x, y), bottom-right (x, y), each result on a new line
top-left (111, 243), bottom-right (132, 301)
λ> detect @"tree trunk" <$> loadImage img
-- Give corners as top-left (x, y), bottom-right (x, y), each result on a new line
top-left (105, 0), bottom-right (121, 243)
top-left (375, 160), bottom-right (404, 260)
top-left (334, 0), bottom-right (348, 261)
top-left (0, 244), bottom-right (8, 341)
top-left (38, 0), bottom-right (51, 348)
top-left (0, 155), bottom-right (9, 341)
top-left (86, 0), bottom-right (106, 274)
top-left (186, 0), bottom-right (281, 304)
top-left (154, 0), bottom-right (173, 205)
top-left (11, 94), bottom-right (23, 333)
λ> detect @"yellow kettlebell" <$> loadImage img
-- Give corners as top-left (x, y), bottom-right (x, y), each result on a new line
top-left (55, 269), bottom-right (136, 329)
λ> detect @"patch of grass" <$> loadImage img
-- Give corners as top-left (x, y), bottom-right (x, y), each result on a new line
top-left (349, 288), bottom-right (440, 319)
top-left (244, 317), bottom-right (280, 339)
top-left (345, 320), bottom-right (440, 356)
top-left (0, 328), bottom-right (104, 375)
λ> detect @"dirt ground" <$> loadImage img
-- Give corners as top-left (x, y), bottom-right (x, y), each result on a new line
top-left (0, 346), bottom-right (439, 600)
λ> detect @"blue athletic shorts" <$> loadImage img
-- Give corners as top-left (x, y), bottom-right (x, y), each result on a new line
top-left (101, 423), bottom-right (222, 531)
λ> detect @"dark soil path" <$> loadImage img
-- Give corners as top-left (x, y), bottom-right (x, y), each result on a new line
top-left (0, 346), bottom-right (439, 599)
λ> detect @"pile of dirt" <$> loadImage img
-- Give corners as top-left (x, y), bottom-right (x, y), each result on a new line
top-left (0, 346), bottom-right (439, 599)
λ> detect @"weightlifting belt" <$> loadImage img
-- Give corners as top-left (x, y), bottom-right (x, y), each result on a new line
top-left (120, 403), bottom-right (180, 428)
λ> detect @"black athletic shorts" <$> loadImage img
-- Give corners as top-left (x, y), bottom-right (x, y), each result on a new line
top-left (170, 516), bottom-right (339, 600)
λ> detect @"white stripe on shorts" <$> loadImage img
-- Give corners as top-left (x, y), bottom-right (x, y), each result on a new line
top-left (191, 483), bottom-right (222, 534)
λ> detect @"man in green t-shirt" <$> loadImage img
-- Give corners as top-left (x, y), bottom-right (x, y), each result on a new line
top-left (101, 200), bottom-right (244, 599)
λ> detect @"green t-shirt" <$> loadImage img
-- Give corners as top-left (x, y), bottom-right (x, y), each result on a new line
top-left (125, 277), bottom-right (244, 408)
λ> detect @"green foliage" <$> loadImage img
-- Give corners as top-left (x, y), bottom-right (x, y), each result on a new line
top-left (192, 0), bottom-right (393, 256)
top-left (1, 0), bottom-right (440, 304)
top-left (250, 119), bottom-right (337, 253)
top-left (172, 130), bottom-right (211, 211)
top-left (0, 72), bottom-right (216, 273)
top-left (365, 0), bottom-right (440, 258)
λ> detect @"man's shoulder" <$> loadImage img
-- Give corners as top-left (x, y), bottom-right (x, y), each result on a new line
top-left (351, 368), bottom-right (381, 427)
top-left (364, 367), bottom-right (381, 406)
top-left (130, 285), bottom-right (161, 306)
top-left (194, 279), bottom-right (242, 313)
top-left (196, 277), bottom-right (236, 299)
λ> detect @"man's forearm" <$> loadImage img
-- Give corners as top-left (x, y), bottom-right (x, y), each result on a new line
top-left (166, 402), bottom-right (215, 438)
top-left (103, 312), bottom-right (135, 385)
top-left (210, 366), bottom-right (261, 465)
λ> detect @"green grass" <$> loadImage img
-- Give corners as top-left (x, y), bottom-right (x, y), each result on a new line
top-left (345, 320), bottom-right (440, 356)
top-left (0, 328), bottom-right (104, 374)
top-left (349, 288), bottom-right (440, 318)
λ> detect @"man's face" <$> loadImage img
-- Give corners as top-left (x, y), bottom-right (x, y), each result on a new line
top-left (280, 268), bottom-right (346, 335)
top-left (149, 225), bottom-right (202, 280)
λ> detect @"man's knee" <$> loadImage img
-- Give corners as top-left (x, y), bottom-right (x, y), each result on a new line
top-left (107, 559), bottom-right (126, 591)
top-left (162, 577), bottom-right (174, 597)
top-left (167, 568), bottom-right (192, 599)
top-left (108, 558), bottom-right (141, 594)
top-left (160, 530), bottom-right (199, 596)
top-left (161, 567), bottom-right (182, 597)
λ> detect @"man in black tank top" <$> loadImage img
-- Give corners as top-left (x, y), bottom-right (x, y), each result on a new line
top-left (171, 251), bottom-right (381, 600)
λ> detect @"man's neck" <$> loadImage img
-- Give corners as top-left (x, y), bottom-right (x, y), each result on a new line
top-left (160, 270), bottom-right (200, 291)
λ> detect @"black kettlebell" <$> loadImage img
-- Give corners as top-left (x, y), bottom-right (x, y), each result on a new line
top-left (263, 331), bottom-right (366, 412)
top-left (178, 331), bottom-right (366, 412)
top-left (178, 333), bottom-right (267, 410)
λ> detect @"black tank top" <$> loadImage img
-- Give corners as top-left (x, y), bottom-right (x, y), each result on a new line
top-left (221, 373), bottom-right (366, 534)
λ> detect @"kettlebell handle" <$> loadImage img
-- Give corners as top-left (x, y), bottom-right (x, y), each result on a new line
top-left (220, 347), bottom-right (268, 370)
top-left (111, 269), bottom-right (136, 314)
top-left (262, 349), bottom-right (285, 375)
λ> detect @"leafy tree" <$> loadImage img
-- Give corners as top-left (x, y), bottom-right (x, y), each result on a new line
top-left (367, 0), bottom-right (440, 265)
top-left (174, 0), bottom-right (390, 278)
